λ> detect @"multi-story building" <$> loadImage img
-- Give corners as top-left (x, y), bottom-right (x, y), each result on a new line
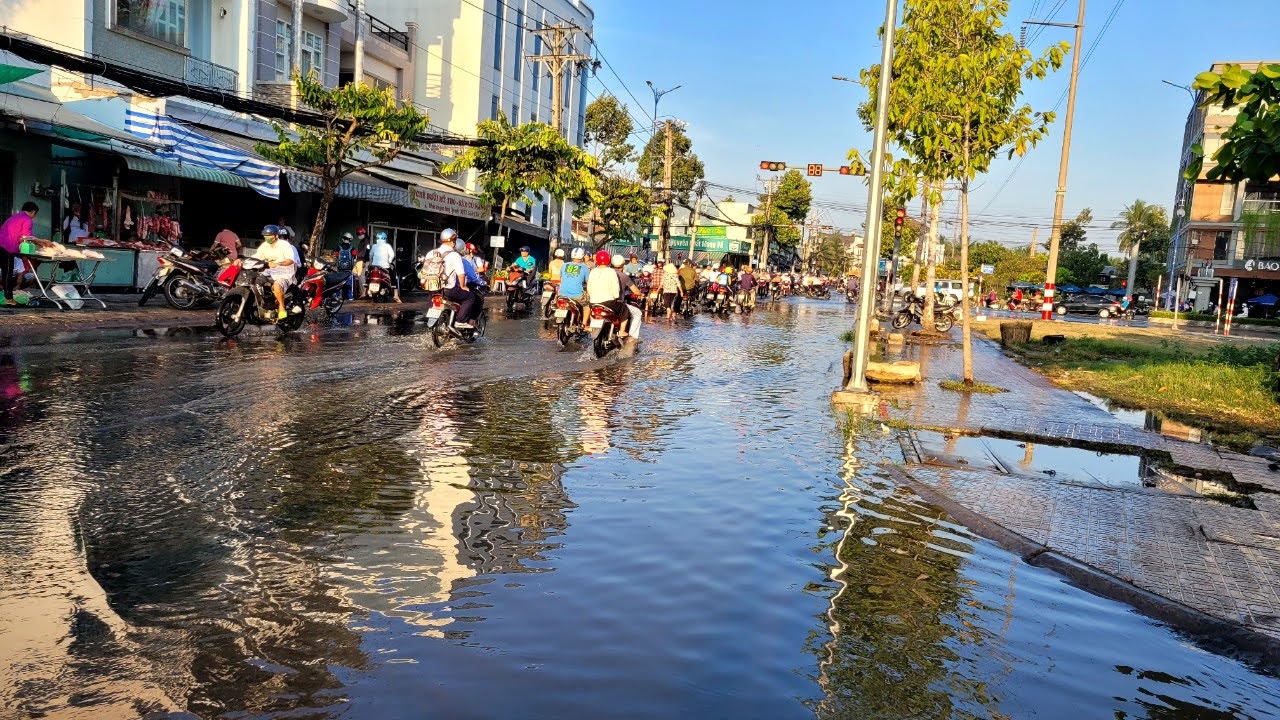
top-left (1170, 60), bottom-right (1280, 312)
top-left (372, 0), bottom-right (595, 238)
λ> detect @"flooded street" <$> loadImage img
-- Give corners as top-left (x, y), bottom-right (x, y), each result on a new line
top-left (1, 298), bottom-right (1278, 719)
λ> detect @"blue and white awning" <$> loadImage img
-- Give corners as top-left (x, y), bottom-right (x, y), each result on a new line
top-left (124, 108), bottom-right (280, 198)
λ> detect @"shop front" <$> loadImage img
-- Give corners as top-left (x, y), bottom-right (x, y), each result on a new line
top-left (1215, 260), bottom-right (1280, 318)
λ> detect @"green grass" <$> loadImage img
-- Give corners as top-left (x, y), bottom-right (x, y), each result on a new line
top-left (939, 379), bottom-right (1007, 394)
top-left (1150, 310), bottom-right (1280, 326)
top-left (839, 329), bottom-right (856, 343)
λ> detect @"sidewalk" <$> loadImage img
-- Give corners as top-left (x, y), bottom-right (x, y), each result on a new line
top-left (867, 334), bottom-right (1280, 663)
top-left (0, 293), bottom-right (440, 341)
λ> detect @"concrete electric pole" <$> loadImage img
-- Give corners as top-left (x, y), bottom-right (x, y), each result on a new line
top-left (527, 24), bottom-right (592, 249)
top-left (661, 119), bottom-right (675, 259)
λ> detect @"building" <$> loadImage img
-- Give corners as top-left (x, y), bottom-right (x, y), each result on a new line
top-left (1170, 60), bottom-right (1280, 312)
top-left (372, 0), bottom-right (595, 240)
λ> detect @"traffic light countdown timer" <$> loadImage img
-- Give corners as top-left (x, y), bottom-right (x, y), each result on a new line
top-left (759, 162), bottom-right (864, 175)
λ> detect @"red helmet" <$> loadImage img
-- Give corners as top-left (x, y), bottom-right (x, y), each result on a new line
top-left (465, 242), bottom-right (477, 254)
top-left (595, 250), bottom-right (611, 266)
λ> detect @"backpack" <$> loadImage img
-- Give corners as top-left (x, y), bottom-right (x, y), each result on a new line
top-left (419, 249), bottom-right (450, 291)
top-left (336, 244), bottom-right (355, 271)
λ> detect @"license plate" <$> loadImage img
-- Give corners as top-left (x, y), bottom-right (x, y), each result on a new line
top-left (555, 309), bottom-right (568, 319)
top-left (426, 307), bottom-right (442, 319)
top-left (542, 291), bottom-right (553, 298)
top-left (590, 318), bottom-right (605, 329)
top-left (717, 293), bottom-right (725, 299)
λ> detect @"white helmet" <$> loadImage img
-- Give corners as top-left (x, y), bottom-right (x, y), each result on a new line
top-left (610, 255), bottom-right (625, 268)
top-left (554, 248), bottom-right (565, 258)
top-left (570, 247), bottom-right (585, 260)
top-left (440, 228), bottom-right (457, 242)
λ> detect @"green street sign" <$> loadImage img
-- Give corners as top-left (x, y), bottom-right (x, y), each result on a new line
top-left (688, 225), bottom-right (727, 238)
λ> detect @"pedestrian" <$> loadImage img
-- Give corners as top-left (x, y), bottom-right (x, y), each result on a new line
top-left (62, 202), bottom-right (89, 244)
top-left (0, 202), bottom-right (38, 307)
top-left (661, 259), bottom-right (681, 318)
top-left (212, 224), bottom-right (241, 261)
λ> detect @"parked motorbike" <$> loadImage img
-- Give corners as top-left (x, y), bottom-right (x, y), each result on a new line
top-left (367, 265), bottom-right (394, 303)
top-left (588, 302), bottom-right (635, 359)
top-left (891, 296), bottom-right (955, 333)
top-left (139, 245), bottom-right (228, 309)
top-left (214, 258), bottom-right (308, 338)
top-left (426, 283), bottom-right (489, 347)
top-left (299, 260), bottom-right (352, 316)
top-left (505, 267), bottom-right (535, 317)
top-left (553, 296), bottom-right (590, 346)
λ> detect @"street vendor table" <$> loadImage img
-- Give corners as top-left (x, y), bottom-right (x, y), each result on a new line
top-left (24, 252), bottom-right (114, 310)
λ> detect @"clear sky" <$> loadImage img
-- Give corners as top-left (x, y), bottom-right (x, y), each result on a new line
top-left (586, 0), bottom-right (1280, 254)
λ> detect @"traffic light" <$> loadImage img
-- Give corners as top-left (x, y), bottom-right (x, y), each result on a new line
top-left (806, 163), bottom-right (823, 177)
top-left (894, 207), bottom-right (906, 227)
top-left (838, 166), bottom-right (865, 176)
top-left (759, 161), bottom-right (786, 171)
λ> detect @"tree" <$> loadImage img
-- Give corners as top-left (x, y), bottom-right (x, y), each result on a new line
top-left (751, 206), bottom-right (801, 250)
top-left (773, 169), bottom-right (813, 223)
top-left (442, 113), bottom-right (597, 248)
top-left (1058, 243), bottom-right (1109, 287)
top-left (257, 73), bottom-right (429, 250)
top-left (587, 174), bottom-right (651, 249)
top-left (1059, 207), bottom-right (1092, 252)
top-left (864, 0), bottom-right (1066, 384)
top-left (583, 94), bottom-right (634, 169)
top-left (1186, 63), bottom-right (1280, 184)
top-left (1111, 199), bottom-right (1169, 294)
top-left (968, 240), bottom-right (1014, 270)
top-left (814, 233), bottom-right (850, 276)
top-left (637, 123), bottom-right (705, 203)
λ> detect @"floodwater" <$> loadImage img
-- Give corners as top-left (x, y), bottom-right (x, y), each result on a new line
top-left (0, 298), bottom-right (1278, 719)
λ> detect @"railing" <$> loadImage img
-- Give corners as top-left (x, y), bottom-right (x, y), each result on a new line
top-left (346, 2), bottom-right (410, 52)
top-left (1242, 198), bottom-right (1280, 215)
top-left (185, 56), bottom-right (238, 93)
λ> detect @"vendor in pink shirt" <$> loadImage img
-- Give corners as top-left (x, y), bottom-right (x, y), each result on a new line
top-left (0, 202), bottom-right (38, 307)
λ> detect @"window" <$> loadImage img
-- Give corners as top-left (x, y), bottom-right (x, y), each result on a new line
top-left (512, 103), bottom-right (519, 124)
top-left (1220, 183), bottom-right (1236, 216)
top-left (275, 21), bottom-right (291, 81)
top-left (513, 9), bottom-right (524, 81)
top-left (491, 95), bottom-right (500, 121)
top-left (1214, 230), bottom-right (1231, 261)
top-left (493, 0), bottom-right (505, 70)
top-left (532, 21), bottom-right (542, 93)
top-left (116, 0), bottom-right (187, 47)
top-left (301, 31), bottom-right (324, 78)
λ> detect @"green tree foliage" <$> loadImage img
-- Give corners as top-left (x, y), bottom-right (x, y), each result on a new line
top-left (990, 253), bottom-right (1047, 294)
top-left (1058, 207), bottom-right (1092, 252)
top-left (864, 0), bottom-right (1066, 383)
top-left (637, 123), bottom-right (705, 203)
top-left (1111, 199), bottom-right (1169, 292)
top-left (588, 175), bottom-right (652, 249)
top-left (773, 169), bottom-right (813, 223)
top-left (814, 233), bottom-right (850, 276)
top-left (1058, 243), bottom-right (1109, 287)
top-left (257, 73), bottom-right (430, 249)
top-left (1186, 63), bottom-right (1280, 184)
top-left (583, 94), bottom-right (634, 168)
top-left (968, 240), bottom-right (1015, 269)
top-left (442, 113), bottom-right (597, 234)
top-left (751, 206), bottom-right (801, 249)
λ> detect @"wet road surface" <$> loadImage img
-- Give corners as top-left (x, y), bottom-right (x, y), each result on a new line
top-left (0, 299), bottom-right (1278, 719)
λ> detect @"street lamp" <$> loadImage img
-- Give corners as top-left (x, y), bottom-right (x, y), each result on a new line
top-left (645, 80), bottom-right (682, 130)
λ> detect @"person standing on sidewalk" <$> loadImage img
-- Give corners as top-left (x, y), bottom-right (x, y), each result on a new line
top-left (212, 225), bottom-right (241, 261)
top-left (0, 202), bottom-right (38, 307)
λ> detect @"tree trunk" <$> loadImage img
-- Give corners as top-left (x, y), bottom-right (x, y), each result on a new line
top-left (311, 181), bottom-right (337, 251)
top-left (960, 140), bottom-right (974, 386)
top-left (909, 191), bottom-right (926, 293)
top-left (1124, 234), bottom-right (1141, 301)
top-left (921, 184), bottom-right (941, 332)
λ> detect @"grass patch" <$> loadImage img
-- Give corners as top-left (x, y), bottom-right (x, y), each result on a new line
top-left (1150, 310), bottom-right (1280, 326)
top-left (839, 329), bottom-right (856, 343)
top-left (939, 379), bottom-right (1007, 394)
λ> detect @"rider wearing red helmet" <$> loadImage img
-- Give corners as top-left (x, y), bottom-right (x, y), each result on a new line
top-left (594, 250), bottom-right (611, 267)
top-left (585, 249), bottom-right (641, 340)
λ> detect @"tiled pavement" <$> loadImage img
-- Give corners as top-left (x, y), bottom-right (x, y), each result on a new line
top-left (869, 335), bottom-right (1280, 647)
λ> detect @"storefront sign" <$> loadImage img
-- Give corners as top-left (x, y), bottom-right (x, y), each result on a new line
top-left (409, 185), bottom-right (487, 220)
top-left (667, 235), bottom-right (744, 253)
top-left (981, 264), bottom-right (995, 275)
top-left (688, 225), bottom-right (728, 238)
top-left (1243, 258), bottom-right (1280, 273)
top-left (489, 235), bottom-right (505, 248)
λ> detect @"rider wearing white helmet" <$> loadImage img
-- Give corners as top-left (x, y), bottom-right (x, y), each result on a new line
top-left (549, 247), bottom-right (566, 287)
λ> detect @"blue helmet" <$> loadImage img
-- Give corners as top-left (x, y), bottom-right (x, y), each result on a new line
top-left (262, 224), bottom-right (279, 238)
top-left (520, 246), bottom-right (531, 253)
top-left (376, 231), bottom-right (388, 242)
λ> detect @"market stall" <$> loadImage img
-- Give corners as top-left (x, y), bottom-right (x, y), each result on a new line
top-left (55, 181), bottom-right (182, 290)
top-left (19, 240), bottom-right (112, 310)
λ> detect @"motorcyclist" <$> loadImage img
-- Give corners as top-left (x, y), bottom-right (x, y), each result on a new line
top-left (437, 231), bottom-right (476, 327)
top-left (514, 246), bottom-right (537, 273)
top-left (678, 259), bottom-right (698, 309)
top-left (252, 224), bottom-right (297, 320)
top-left (369, 231), bottom-right (400, 303)
top-left (624, 254), bottom-right (642, 278)
top-left (738, 266), bottom-right (756, 310)
top-left (548, 248), bottom-right (566, 287)
top-left (559, 247), bottom-right (591, 329)
top-left (587, 250), bottom-right (642, 341)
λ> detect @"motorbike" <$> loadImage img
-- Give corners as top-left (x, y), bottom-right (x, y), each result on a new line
top-left (367, 265), bottom-right (394, 303)
top-left (1108, 301), bottom-right (1136, 320)
top-left (1005, 296), bottom-right (1037, 312)
top-left (214, 258), bottom-right (308, 337)
top-left (891, 296), bottom-right (955, 333)
top-left (706, 282), bottom-right (730, 314)
top-left (541, 280), bottom-right (559, 321)
top-left (299, 260), bottom-right (352, 316)
top-left (139, 245), bottom-right (228, 309)
top-left (505, 267), bottom-right (535, 317)
top-left (588, 301), bottom-right (636, 359)
top-left (426, 282), bottom-right (489, 347)
top-left (846, 288), bottom-right (859, 304)
top-left (733, 288), bottom-right (754, 314)
top-left (552, 296), bottom-right (590, 346)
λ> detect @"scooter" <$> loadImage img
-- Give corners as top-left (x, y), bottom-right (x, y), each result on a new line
top-left (706, 283), bottom-right (729, 314)
top-left (588, 302), bottom-right (636, 359)
top-left (426, 282), bottom-right (489, 347)
top-left (505, 267), bottom-right (535, 317)
top-left (367, 265), bottom-right (394, 303)
top-left (541, 280), bottom-right (559, 321)
top-left (299, 260), bottom-right (352, 316)
top-left (139, 244), bottom-right (228, 309)
top-left (891, 296), bottom-right (955, 333)
top-left (553, 296), bottom-right (590, 346)
top-left (214, 258), bottom-right (308, 338)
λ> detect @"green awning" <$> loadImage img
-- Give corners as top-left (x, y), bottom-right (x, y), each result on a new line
top-left (0, 64), bottom-right (41, 86)
top-left (121, 155), bottom-right (249, 188)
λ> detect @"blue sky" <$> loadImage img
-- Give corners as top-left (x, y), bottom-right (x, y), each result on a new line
top-left (587, 0), bottom-right (1280, 253)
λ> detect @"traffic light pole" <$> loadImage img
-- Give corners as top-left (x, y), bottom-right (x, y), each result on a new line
top-left (843, 0), bottom-right (899, 395)
top-left (881, 208), bottom-right (905, 314)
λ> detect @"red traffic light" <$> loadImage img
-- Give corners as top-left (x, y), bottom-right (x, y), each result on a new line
top-left (1121, 280), bottom-right (1128, 288)
top-left (894, 208), bottom-right (906, 226)
top-left (759, 161), bottom-right (786, 172)
top-left (839, 166), bottom-right (851, 175)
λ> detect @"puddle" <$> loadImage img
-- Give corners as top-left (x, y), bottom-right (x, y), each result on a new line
top-left (1073, 391), bottom-right (1209, 443)
top-left (912, 429), bottom-right (1150, 490)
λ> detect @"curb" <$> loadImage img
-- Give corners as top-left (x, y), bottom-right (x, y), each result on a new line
top-left (880, 462), bottom-right (1280, 670)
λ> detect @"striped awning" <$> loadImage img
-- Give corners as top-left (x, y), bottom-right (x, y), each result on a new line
top-left (284, 170), bottom-right (408, 205)
top-left (121, 154), bottom-right (249, 188)
top-left (124, 108), bottom-right (281, 198)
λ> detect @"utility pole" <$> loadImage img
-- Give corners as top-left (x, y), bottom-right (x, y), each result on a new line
top-left (761, 175), bottom-right (776, 269)
top-left (1029, 226), bottom-right (1038, 256)
top-left (843, 0), bottom-right (899, 396)
top-left (1039, 0), bottom-right (1086, 319)
top-left (687, 182), bottom-right (706, 262)
top-left (660, 119), bottom-right (675, 259)
top-left (353, 0), bottom-right (366, 85)
top-left (527, 24), bottom-right (592, 250)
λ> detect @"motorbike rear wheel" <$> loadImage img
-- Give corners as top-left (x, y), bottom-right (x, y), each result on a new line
top-left (431, 310), bottom-right (450, 348)
top-left (163, 275), bottom-right (202, 310)
top-left (216, 295), bottom-right (247, 338)
top-left (593, 325), bottom-right (611, 358)
top-left (934, 315), bottom-right (955, 332)
top-left (322, 293), bottom-right (344, 316)
top-left (891, 311), bottom-right (911, 330)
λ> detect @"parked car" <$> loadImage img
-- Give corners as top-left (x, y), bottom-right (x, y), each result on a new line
top-left (1054, 293), bottom-right (1121, 318)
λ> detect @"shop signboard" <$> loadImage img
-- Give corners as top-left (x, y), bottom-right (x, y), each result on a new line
top-left (409, 185), bottom-right (487, 220)
top-left (981, 264), bottom-right (995, 275)
top-left (1243, 258), bottom-right (1280, 273)
top-left (667, 234), bottom-right (740, 253)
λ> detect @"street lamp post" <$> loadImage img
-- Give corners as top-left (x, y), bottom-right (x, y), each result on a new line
top-left (645, 80), bottom-right (681, 256)
top-left (645, 80), bottom-right (682, 134)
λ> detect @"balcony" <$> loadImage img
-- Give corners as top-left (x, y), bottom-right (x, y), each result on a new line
top-left (344, 2), bottom-right (410, 52)
top-left (185, 56), bottom-right (238, 93)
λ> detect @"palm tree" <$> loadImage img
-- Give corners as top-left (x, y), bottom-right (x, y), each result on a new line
top-left (1111, 200), bottom-right (1169, 297)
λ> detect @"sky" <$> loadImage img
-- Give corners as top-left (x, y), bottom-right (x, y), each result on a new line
top-left (586, 0), bottom-right (1280, 254)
